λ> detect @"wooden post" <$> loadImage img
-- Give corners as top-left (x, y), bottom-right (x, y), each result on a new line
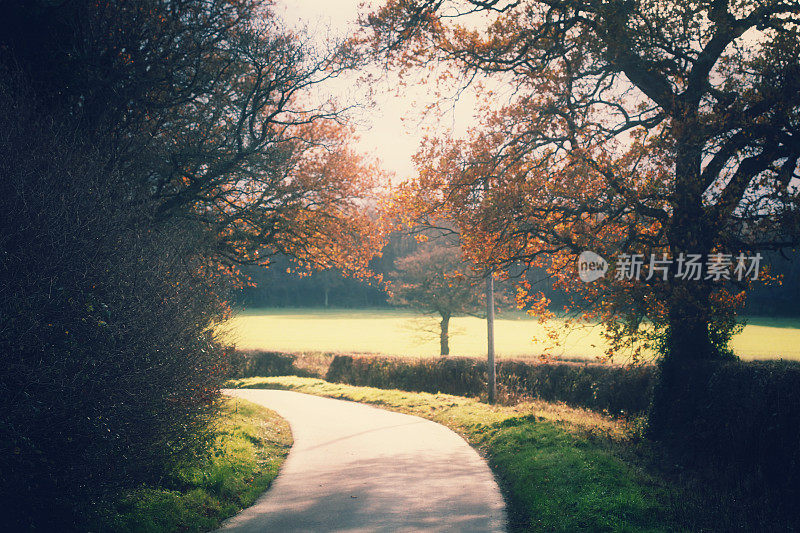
top-left (486, 270), bottom-right (496, 403)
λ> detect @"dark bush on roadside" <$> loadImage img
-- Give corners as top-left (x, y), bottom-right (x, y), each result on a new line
top-left (326, 355), bottom-right (655, 415)
top-left (0, 81), bottom-right (231, 530)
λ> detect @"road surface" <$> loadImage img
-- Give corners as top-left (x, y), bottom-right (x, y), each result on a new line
top-left (218, 389), bottom-right (506, 532)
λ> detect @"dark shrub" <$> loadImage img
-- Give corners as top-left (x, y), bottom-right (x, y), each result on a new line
top-left (648, 358), bottom-right (800, 511)
top-left (0, 80), bottom-right (231, 529)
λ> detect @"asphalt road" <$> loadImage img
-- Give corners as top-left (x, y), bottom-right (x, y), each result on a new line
top-left (218, 389), bottom-right (506, 532)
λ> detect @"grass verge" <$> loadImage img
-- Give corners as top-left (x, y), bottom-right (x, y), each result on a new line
top-left (85, 397), bottom-right (292, 533)
top-left (227, 376), bottom-right (685, 532)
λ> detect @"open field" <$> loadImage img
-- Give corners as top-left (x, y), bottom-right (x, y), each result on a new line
top-left (222, 308), bottom-right (800, 361)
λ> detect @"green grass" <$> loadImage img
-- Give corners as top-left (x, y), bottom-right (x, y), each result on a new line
top-left (85, 398), bottom-right (292, 533)
top-left (228, 376), bottom-right (689, 532)
top-left (221, 308), bottom-right (800, 361)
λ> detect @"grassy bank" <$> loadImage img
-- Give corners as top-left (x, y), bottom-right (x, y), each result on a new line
top-left (222, 309), bottom-right (800, 361)
top-left (229, 376), bottom-right (685, 532)
top-left (85, 398), bottom-right (291, 533)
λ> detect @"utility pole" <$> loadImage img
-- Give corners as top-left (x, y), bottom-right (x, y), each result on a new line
top-left (486, 269), bottom-right (496, 403)
top-left (483, 173), bottom-right (497, 404)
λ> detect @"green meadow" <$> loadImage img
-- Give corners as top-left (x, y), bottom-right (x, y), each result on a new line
top-left (222, 308), bottom-right (800, 362)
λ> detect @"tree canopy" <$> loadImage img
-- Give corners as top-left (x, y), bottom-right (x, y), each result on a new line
top-left (1, 0), bottom-right (384, 274)
top-left (366, 0), bottom-right (800, 362)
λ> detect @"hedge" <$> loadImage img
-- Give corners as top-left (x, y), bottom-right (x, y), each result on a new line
top-left (325, 355), bottom-right (655, 416)
top-left (227, 350), bottom-right (330, 379)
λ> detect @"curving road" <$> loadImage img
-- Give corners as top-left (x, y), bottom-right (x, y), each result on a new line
top-left (218, 389), bottom-right (506, 533)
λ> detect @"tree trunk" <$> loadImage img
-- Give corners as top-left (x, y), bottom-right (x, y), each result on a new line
top-left (439, 314), bottom-right (450, 356)
top-left (324, 287), bottom-right (329, 308)
top-left (664, 283), bottom-right (715, 361)
top-left (666, 112), bottom-right (718, 362)
top-left (649, 114), bottom-right (725, 438)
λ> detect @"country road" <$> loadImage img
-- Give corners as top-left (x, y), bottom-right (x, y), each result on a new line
top-left (218, 389), bottom-right (506, 533)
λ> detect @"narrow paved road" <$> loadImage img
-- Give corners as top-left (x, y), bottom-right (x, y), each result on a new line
top-left (218, 389), bottom-right (506, 533)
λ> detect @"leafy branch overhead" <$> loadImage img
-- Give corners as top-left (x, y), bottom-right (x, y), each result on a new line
top-left (1, 0), bottom-right (386, 276)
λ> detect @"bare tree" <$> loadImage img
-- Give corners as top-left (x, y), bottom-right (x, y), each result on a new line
top-left (390, 242), bottom-right (485, 355)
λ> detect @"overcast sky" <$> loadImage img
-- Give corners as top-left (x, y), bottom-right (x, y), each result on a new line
top-left (276, 0), bottom-right (483, 182)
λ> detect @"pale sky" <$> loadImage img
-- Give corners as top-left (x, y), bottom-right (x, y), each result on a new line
top-left (275, 2), bottom-right (775, 187)
top-left (276, 0), bottom-right (484, 182)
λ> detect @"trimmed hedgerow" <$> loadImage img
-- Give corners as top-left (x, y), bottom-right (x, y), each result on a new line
top-left (325, 355), bottom-right (655, 416)
top-left (326, 355), bottom-right (485, 396)
top-left (228, 351), bottom-right (655, 415)
top-left (227, 350), bottom-right (332, 379)
top-left (497, 359), bottom-right (654, 415)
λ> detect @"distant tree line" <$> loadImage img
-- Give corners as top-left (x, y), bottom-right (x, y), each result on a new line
top-left (239, 239), bottom-right (800, 318)
top-left (238, 231), bottom-right (417, 308)
top-left (239, 258), bottom-right (390, 308)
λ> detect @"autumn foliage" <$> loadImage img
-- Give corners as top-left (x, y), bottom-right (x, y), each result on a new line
top-left (367, 0), bottom-right (800, 366)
